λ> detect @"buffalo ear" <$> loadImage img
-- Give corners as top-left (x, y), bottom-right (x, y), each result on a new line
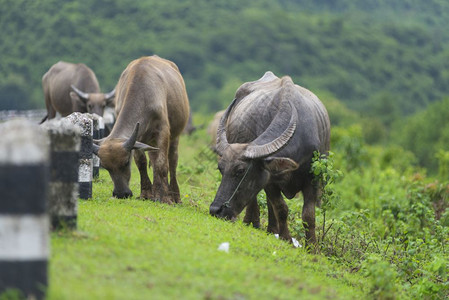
top-left (105, 89), bottom-right (116, 107)
top-left (263, 157), bottom-right (299, 175)
top-left (133, 141), bottom-right (159, 152)
top-left (106, 96), bottom-right (115, 107)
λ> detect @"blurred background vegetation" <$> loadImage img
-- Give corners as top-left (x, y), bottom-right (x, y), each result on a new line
top-left (2, 2), bottom-right (448, 297)
top-left (1, 0), bottom-right (449, 171)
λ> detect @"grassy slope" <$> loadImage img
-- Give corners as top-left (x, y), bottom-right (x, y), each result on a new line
top-left (48, 125), bottom-right (368, 300)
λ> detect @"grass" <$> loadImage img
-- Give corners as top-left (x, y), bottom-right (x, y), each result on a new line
top-left (46, 125), bottom-right (369, 300)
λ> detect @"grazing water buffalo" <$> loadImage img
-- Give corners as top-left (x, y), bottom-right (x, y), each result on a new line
top-left (40, 61), bottom-right (115, 123)
top-left (209, 71), bottom-right (330, 247)
top-left (93, 56), bottom-right (190, 203)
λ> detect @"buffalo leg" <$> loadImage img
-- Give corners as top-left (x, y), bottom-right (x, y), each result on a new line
top-left (265, 185), bottom-right (291, 241)
top-left (266, 199), bottom-right (279, 234)
top-left (42, 85), bottom-right (56, 122)
top-left (150, 126), bottom-right (171, 204)
top-left (168, 137), bottom-right (181, 203)
top-left (302, 182), bottom-right (318, 249)
top-left (243, 196), bottom-right (260, 228)
top-left (134, 150), bottom-right (152, 199)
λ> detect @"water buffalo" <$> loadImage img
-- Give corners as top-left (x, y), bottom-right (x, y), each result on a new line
top-left (93, 56), bottom-right (190, 203)
top-left (40, 61), bottom-right (115, 123)
top-left (207, 110), bottom-right (225, 151)
top-left (183, 112), bottom-right (197, 135)
top-left (209, 71), bottom-right (330, 248)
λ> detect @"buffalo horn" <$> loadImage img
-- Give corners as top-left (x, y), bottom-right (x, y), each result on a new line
top-left (123, 123), bottom-right (140, 152)
top-left (92, 143), bottom-right (100, 156)
top-left (105, 88), bottom-right (116, 100)
top-left (215, 98), bottom-right (238, 156)
top-left (243, 102), bottom-right (297, 159)
top-left (71, 85), bottom-right (89, 100)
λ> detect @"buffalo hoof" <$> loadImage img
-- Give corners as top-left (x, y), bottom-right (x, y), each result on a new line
top-left (161, 196), bottom-right (174, 205)
top-left (171, 193), bottom-right (182, 204)
top-left (151, 195), bottom-right (174, 205)
top-left (139, 190), bottom-right (153, 200)
top-left (113, 191), bottom-right (133, 199)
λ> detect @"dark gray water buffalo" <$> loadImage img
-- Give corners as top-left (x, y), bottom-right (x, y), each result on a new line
top-left (40, 61), bottom-right (115, 123)
top-left (209, 71), bottom-right (330, 247)
top-left (93, 56), bottom-right (190, 203)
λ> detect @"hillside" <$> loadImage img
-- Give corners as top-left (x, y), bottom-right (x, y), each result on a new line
top-left (42, 121), bottom-right (448, 299)
top-left (2, 0), bottom-right (449, 118)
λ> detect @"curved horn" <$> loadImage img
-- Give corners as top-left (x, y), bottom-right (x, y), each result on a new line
top-left (105, 88), bottom-right (116, 100)
top-left (92, 143), bottom-right (100, 156)
top-left (71, 85), bottom-right (89, 100)
top-left (243, 102), bottom-right (297, 159)
top-left (123, 123), bottom-right (140, 152)
top-left (215, 98), bottom-right (238, 156)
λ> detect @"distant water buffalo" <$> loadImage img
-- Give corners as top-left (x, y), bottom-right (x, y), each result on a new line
top-left (93, 56), bottom-right (190, 203)
top-left (209, 72), bottom-right (330, 247)
top-left (207, 109), bottom-right (225, 151)
top-left (40, 61), bottom-right (115, 123)
top-left (183, 112), bottom-right (197, 135)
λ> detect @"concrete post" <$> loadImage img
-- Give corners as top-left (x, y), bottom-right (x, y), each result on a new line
top-left (89, 114), bottom-right (101, 179)
top-left (0, 120), bottom-right (49, 300)
top-left (98, 115), bottom-right (105, 139)
top-left (66, 113), bottom-right (93, 199)
top-left (41, 119), bottom-right (80, 230)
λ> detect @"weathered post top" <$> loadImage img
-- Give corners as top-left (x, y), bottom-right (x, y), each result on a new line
top-left (0, 119), bottom-right (49, 165)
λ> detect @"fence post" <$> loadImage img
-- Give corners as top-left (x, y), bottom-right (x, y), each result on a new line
top-left (0, 120), bottom-right (49, 300)
top-left (89, 114), bottom-right (101, 179)
top-left (98, 114), bottom-right (105, 139)
top-left (66, 113), bottom-right (93, 200)
top-left (41, 119), bottom-right (80, 230)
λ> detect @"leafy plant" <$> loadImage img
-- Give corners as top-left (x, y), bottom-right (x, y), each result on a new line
top-left (310, 151), bottom-right (343, 245)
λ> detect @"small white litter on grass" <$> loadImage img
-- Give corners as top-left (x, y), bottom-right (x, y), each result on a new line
top-left (218, 242), bottom-right (230, 253)
top-left (274, 234), bottom-right (302, 248)
top-left (292, 237), bottom-right (301, 248)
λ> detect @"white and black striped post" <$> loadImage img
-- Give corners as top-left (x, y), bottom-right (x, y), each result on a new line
top-left (0, 120), bottom-right (49, 299)
top-left (67, 113), bottom-right (93, 200)
top-left (41, 119), bottom-right (80, 230)
top-left (89, 114), bottom-right (101, 179)
top-left (99, 115), bottom-right (105, 139)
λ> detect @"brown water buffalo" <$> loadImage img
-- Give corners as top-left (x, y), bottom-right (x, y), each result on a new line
top-left (209, 71), bottom-right (330, 248)
top-left (93, 56), bottom-right (190, 204)
top-left (40, 61), bottom-right (115, 123)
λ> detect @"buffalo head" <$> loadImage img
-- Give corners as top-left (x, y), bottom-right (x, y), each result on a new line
top-left (209, 99), bottom-right (299, 220)
top-left (70, 84), bottom-right (115, 116)
top-left (93, 123), bottom-right (158, 198)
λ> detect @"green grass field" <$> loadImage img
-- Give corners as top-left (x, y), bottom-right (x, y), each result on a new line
top-left (46, 128), bottom-right (370, 300)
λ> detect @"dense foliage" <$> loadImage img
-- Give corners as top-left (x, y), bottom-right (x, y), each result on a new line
top-left (179, 119), bottom-right (449, 299)
top-left (314, 126), bottom-right (449, 299)
top-left (150, 116), bottom-right (449, 299)
top-left (392, 98), bottom-right (449, 172)
top-left (2, 0), bottom-right (449, 116)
